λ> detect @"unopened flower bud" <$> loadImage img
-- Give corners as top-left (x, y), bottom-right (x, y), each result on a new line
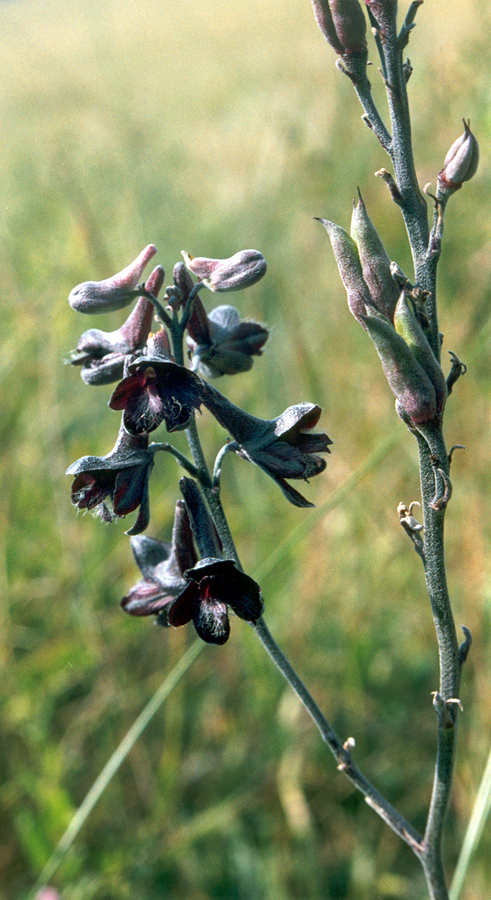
top-left (438, 120), bottom-right (479, 194)
top-left (393, 289), bottom-right (447, 416)
top-left (311, 0), bottom-right (367, 55)
top-left (182, 249), bottom-right (267, 292)
top-left (316, 218), bottom-right (372, 326)
top-left (362, 314), bottom-right (437, 423)
top-left (350, 193), bottom-right (399, 321)
top-left (69, 245), bottom-right (157, 315)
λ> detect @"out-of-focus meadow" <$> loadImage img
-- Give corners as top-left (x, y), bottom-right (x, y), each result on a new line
top-left (0, 0), bottom-right (490, 897)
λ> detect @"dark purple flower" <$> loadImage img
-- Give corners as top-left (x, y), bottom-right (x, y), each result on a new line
top-left (186, 298), bottom-right (268, 378)
top-left (121, 500), bottom-right (198, 619)
top-left (165, 557), bottom-right (263, 645)
top-left (202, 384), bottom-right (332, 507)
top-left (66, 425), bottom-right (154, 535)
top-left (109, 329), bottom-right (203, 435)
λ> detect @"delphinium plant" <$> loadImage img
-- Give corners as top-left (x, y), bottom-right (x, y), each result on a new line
top-left (59, 2), bottom-right (481, 898)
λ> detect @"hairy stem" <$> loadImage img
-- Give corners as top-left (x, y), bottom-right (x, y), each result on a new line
top-left (414, 428), bottom-right (461, 899)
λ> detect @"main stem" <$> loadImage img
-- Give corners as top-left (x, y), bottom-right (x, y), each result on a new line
top-left (416, 429), bottom-right (461, 900)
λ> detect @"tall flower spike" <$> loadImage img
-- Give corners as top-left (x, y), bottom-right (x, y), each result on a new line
top-left (68, 245), bottom-right (157, 315)
top-left (161, 478), bottom-right (263, 645)
top-left (109, 330), bottom-right (203, 435)
top-left (66, 266), bottom-right (164, 386)
top-left (182, 249), bottom-right (267, 292)
top-left (121, 500), bottom-right (198, 620)
top-left (201, 383), bottom-right (332, 507)
top-left (187, 299), bottom-right (269, 378)
top-left (66, 420), bottom-right (155, 535)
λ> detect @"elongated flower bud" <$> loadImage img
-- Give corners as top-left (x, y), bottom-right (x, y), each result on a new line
top-left (311, 0), bottom-right (367, 55)
top-left (438, 120), bottom-right (479, 195)
top-left (182, 249), bottom-right (267, 292)
top-left (362, 315), bottom-right (437, 423)
top-left (350, 193), bottom-right (399, 321)
top-left (393, 290), bottom-right (447, 415)
top-left (69, 245), bottom-right (157, 315)
top-left (316, 218), bottom-right (372, 326)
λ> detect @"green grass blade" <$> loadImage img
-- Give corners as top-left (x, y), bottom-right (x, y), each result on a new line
top-left (450, 743), bottom-right (491, 900)
top-left (27, 638), bottom-right (204, 898)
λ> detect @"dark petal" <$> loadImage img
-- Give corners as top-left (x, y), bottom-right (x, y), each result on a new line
top-left (125, 483), bottom-right (151, 535)
top-left (292, 432), bottom-right (333, 454)
top-left (245, 441), bottom-right (308, 478)
top-left (109, 371), bottom-right (149, 410)
top-left (225, 571), bottom-right (263, 622)
top-left (172, 500), bottom-right (199, 574)
top-left (70, 471), bottom-right (114, 510)
top-left (167, 581), bottom-right (200, 626)
top-left (193, 597), bottom-right (230, 645)
top-left (113, 465), bottom-right (148, 516)
top-left (160, 395), bottom-right (193, 433)
top-left (198, 348), bottom-right (254, 378)
top-left (130, 535), bottom-right (173, 578)
top-left (110, 371), bottom-right (166, 435)
top-left (121, 580), bottom-right (176, 616)
top-left (267, 472), bottom-right (315, 508)
top-left (302, 454), bottom-right (327, 480)
top-left (179, 479), bottom-right (223, 560)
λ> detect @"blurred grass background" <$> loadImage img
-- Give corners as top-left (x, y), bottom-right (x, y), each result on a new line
top-left (0, 0), bottom-right (490, 897)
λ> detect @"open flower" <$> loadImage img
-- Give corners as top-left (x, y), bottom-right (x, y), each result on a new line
top-left (165, 557), bottom-right (263, 645)
top-left (69, 245), bottom-right (157, 315)
top-left (157, 477), bottom-right (263, 644)
top-left (186, 299), bottom-right (269, 377)
top-left (202, 384), bottom-right (332, 507)
top-left (109, 329), bottom-right (203, 435)
top-left (66, 266), bottom-right (164, 385)
top-left (121, 500), bottom-right (198, 619)
top-left (66, 423), bottom-right (154, 535)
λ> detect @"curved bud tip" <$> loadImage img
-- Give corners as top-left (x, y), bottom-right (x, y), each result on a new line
top-left (182, 249), bottom-right (267, 292)
top-left (69, 245), bottom-right (157, 315)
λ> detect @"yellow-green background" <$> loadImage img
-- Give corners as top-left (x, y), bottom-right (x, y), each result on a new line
top-left (1, 0), bottom-right (490, 897)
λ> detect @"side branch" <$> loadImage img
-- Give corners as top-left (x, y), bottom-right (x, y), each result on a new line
top-left (254, 616), bottom-right (424, 855)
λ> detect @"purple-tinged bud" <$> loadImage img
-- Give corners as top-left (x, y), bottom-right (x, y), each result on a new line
top-left (173, 261), bottom-right (196, 306)
top-left (350, 193), bottom-right (399, 321)
top-left (316, 218), bottom-right (372, 327)
top-left (438, 120), bottom-right (479, 194)
top-left (393, 289), bottom-right (447, 416)
top-left (311, 0), bottom-right (367, 55)
top-left (363, 0), bottom-right (397, 29)
top-left (182, 249), bottom-right (267, 293)
top-left (362, 314), bottom-right (437, 424)
top-left (69, 245), bottom-right (157, 314)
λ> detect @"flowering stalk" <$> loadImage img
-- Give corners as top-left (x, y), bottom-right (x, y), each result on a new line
top-left (312, 2), bottom-right (478, 896)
